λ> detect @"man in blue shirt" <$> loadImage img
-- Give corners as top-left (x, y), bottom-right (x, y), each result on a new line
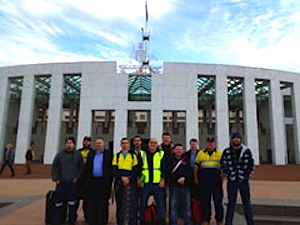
top-left (84, 137), bottom-right (113, 225)
top-left (184, 139), bottom-right (199, 196)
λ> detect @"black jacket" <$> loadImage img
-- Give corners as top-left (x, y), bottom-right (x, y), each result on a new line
top-left (83, 149), bottom-right (113, 198)
top-left (168, 156), bottom-right (193, 188)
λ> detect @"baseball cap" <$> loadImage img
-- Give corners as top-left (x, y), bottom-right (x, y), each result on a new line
top-left (206, 135), bottom-right (215, 142)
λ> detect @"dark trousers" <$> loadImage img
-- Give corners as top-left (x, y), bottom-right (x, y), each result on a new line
top-left (200, 182), bottom-right (223, 223)
top-left (87, 178), bottom-right (109, 225)
top-left (141, 183), bottom-right (166, 222)
top-left (0, 160), bottom-right (15, 176)
top-left (53, 183), bottom-right (78, 225)
top-left (115, 184), bottom-right (137, 225)
top-left (225, 180), bottom-right (254, 225)
top-left (169, 187), bottom-right (190, 225)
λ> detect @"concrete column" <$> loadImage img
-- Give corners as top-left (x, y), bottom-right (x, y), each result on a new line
top-left (292, 82), bottom-right (300, 164)
top-left (151, 109), bottom-right (163, 140)
top-left (44, 74), bottom-right (64, 164)
top-left (269, 79), bottom-right (287, 165)
top-left (0, 75), bottom-right (10, 154)
top-left (243, 77), bottom-right (260, 165)
top-left (215, 75), bottom-right (229, 150)
top-left (77, 108), bottom-right (92, 148)
top-left (15, 75), bottom-right (36, 163)
top-left (186, 107), bottom-right (198, 149)
top-left (113, 109), bottom-right (128, 154)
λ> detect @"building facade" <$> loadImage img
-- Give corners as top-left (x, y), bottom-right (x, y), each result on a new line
top-left (0, 61), bottom-right (299, 165)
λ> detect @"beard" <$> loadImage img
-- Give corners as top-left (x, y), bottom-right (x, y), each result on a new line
top-left (232, 141), bottom-right (241, 147)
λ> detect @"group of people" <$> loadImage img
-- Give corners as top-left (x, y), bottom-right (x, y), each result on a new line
top-left (50, 132), bottom-right (255, 225)
top-left (0, 141), bottom-right (36, 176)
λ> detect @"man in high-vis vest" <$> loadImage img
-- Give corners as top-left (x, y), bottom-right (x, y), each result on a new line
top-left (140, 137), bottom-right (167, 225)
top-left (113, 137), bottom-right (139, 225)
top-left (194, 136), bottom-right (224, 225)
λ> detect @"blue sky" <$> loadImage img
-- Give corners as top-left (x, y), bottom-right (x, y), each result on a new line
top-left (1, 0), bottom-right (300, 72)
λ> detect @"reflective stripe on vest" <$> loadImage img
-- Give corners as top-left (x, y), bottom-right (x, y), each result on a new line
top-left (140, 150), bottom-right (164, 183)
top-left (197, 149), bottom-right (222, 169)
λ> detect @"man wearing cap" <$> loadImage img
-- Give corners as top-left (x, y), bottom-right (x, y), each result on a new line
top-left (221, 132), bottom-right (254, 225)
top-left (194, 136), bottom-right (223, 225)
top-left (77, 136), bottom-right (93, 222)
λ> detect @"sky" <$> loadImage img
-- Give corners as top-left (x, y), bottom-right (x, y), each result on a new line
top-left (1, 0), bottom-right (300, 73)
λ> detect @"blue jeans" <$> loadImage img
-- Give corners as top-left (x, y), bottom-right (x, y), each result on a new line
top-left (141, 183), bottom-right (165, 221)
top-left (225, 180), bottom-right (254, 225)
top-left (169, 187), bottom-right (190, 225)
top-left (53, 182), bottom-right (78, 225)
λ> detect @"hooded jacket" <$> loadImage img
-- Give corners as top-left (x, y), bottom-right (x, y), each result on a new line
top-left (220, 144), bottom-right (254, 182)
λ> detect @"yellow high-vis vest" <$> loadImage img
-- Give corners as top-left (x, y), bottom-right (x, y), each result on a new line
top-left (140, 150), bottom-right (164, 183)
top-left (195, 149), bottom-right (222, 169)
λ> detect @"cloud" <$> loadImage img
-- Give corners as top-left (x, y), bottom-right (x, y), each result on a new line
top-left (170, 0), bottom-right (300, 72)
top-left (0, 0), bottom-right (300, 73)
top-left (0, 0), bottom-right (179, 67)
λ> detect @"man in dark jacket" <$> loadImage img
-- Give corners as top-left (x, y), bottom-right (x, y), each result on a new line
top-left (169, 143), bottom-right (192, 225)
top-left (51, 137), bottom-right (83, 225)
top-left (83, 137), bottom-right (113, 225)
top-left (0, 143), bottom-right (15, 177)
top-left (77, 136), bottom-right (93, 221)
top-left (184, 138), bottom-right (199, 198)
top-left (221, 132), bottom-right (255, 225)
top-left (160, 132), bottom-right (173, 180)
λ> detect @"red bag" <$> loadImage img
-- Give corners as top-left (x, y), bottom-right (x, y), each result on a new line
top-left (144, 202), bottom-right (158, 225)
top-left (190, 198), bottom-right (202, 223)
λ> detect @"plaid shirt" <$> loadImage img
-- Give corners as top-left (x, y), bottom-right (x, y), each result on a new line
top-left (220, 144), bottom-right (254, 182)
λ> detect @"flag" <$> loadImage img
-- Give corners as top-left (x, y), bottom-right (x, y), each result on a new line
top-left (172, 157), bottom-right (185, 173)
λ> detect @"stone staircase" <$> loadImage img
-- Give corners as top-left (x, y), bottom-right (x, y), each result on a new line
top-left (235, 201), bottom-right (300, 225)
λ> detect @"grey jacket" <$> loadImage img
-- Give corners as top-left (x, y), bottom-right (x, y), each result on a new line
top-left (51, 149), bottom-right (83, 183)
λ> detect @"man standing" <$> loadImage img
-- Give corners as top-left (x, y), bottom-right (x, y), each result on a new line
top-left (51, 137), bottom-right (83, 225)
top-left (78, 136), bottom-right (93, 164)
top-left (184, 138), bottom-right (201, 225)
top-left (160, 132), bottom-right (173, 166)
top-left (184, 138), bottom-right (200, 198)
top-left (194, 136), bottom-right (223, 225)
top-left (169, 143), bottom-right (192, 225)
top-left (77, 136), bottom-right (93, 221)
top-left (130, 135), bottom-right (143, 172)
top-left (221, 132), bottom-right (255, 225)
top-left (113, 137), bottom-right (139, 225)
top-left (84, 137), bottom-right (113, 225)
top-left (129, 135), bottom-right (144, 223)
top-left (0, 143), bottom-right (15, 177)
top-left (140, 137), bottom-right (167, 225)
